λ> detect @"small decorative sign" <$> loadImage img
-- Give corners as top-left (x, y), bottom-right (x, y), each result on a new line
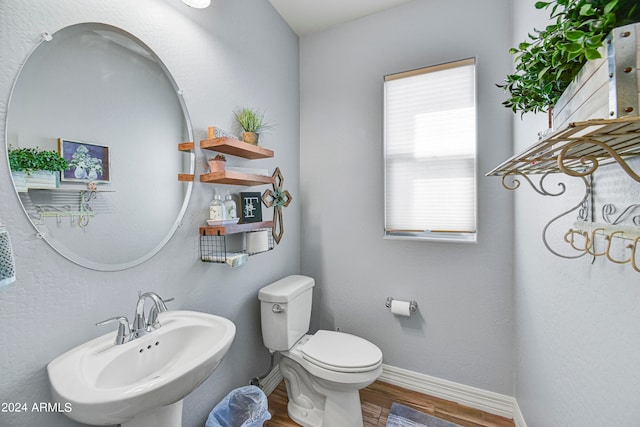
top-left (239, 192), bottom-right (263, 223)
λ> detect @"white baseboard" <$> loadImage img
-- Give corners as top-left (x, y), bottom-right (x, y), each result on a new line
top-left (263, 362), bottom-right (525, 424)
top-left (512, 398), bottom-right (527, 427)
top-left (378, 364), bottom-right (516, 420)
top-left (259, 363), bottom-right (282, 396)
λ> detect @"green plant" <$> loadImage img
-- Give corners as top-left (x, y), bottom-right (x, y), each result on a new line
top-left (212, 154), bottom-right (226, 161)
top-left (234, 107), bottom-right (273, 133)
top-left (8, 145), bottom-right (69, 173)
top-left (499, 0), bottom-right (639, 115)
top-left (271, 188), bottom-right (287, 208)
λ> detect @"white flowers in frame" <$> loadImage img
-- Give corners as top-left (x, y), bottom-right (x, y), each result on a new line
top-left (58, 138), bottom-right (111, 183)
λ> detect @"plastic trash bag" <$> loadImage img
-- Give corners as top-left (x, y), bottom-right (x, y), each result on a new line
top-left (205, 385), bottom-right (271, 427)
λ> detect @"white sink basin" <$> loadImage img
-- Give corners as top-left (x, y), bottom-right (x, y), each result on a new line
top-left (47, 310), bottom-right (236, 426)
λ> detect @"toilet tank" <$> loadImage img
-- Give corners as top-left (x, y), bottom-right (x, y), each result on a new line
top-left (258, 275), bottom-right (314, 352)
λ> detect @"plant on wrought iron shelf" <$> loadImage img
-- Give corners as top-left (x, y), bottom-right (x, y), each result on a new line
top-left (8, 145), bottom-right (69, 174)
top-left (498, 0), bottom-right (639, 115)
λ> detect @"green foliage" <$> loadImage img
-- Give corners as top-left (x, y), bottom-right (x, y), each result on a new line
top-left (499, 0), bottom-right (639, 115)
top-left (271, 188), bottom-right (287, 208)
top-left (213, 154), bottom-right (226, 161)
top-left (8, 145), bottom-right (69, 173)
top-left (234, 107), bottom-right (273, 133)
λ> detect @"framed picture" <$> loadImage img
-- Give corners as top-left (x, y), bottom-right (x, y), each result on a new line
top-left (58, 138), bottom-right (111, 183)
top-left (239, 192), bottom-right (263, 223)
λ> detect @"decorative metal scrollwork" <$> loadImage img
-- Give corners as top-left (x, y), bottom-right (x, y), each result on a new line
top-left (489, 117), bottom-right (640, 272)
top-left (501, 170), bottom-right (566, 196)
top-left (557, 139), bottom-right (640, 182)
top-left (29, 190), bottom-right (97, 227)
top-left (541, 176), bottom-right (591, 259)
top-left (602, 203), bottom-right (640, 226)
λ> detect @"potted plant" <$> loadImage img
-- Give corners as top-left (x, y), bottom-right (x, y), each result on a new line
top-left (208, 154), bottom-right (227, 173)
top-left (499, 0), bottom-right (640, 116)
top-left (8, 145), bottom-right (69, 190)
top-left (234, 107), bottom-right (273, 145)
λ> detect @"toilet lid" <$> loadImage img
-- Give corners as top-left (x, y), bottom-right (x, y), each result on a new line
top-left (301, 330), bottom-right (382, 373)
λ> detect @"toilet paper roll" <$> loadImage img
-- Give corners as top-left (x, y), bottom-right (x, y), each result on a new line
top-left (246, 230), bottom-right (269, 254)
top-left (390, 300), bottom-right (412, 317)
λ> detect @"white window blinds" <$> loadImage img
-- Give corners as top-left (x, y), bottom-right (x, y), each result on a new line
top-left (384, 58), bottom-right (477, 241)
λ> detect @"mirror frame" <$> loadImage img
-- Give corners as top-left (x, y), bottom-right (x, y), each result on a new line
top-left (5, 23), bottom-right (195, 271)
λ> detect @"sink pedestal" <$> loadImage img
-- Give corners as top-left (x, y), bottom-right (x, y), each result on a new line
top-left (122, 400), bottom-right (183, 427)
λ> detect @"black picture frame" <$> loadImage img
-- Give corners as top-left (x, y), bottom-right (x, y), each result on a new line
top-left (239, 192), bottom-right (263, 223)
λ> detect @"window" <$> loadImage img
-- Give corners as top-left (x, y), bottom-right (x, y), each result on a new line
top-left (383, 58), bottom-right (477, 242)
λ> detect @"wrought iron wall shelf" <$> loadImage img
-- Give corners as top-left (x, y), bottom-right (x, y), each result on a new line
top-left (488, 117), bottom-right (640, 272)
top-left (19, 188), bottom-right (113, 227)
top-left (199, 221), bottom-right (274, 266)
top-left (487, 116), bottom-right (640, 182)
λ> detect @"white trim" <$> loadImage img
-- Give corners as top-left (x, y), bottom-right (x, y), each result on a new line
top-left (512, 398), bottom-right (528, 427)
top-left (379, 364), bottom-right (515, 420)
top-left (263, 362), bottom-right (525, 425)
top-left (259, 364), bottom-right (282, 396)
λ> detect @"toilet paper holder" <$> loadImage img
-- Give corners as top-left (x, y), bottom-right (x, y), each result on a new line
top-left (385, 297), bottom-right (417, 312)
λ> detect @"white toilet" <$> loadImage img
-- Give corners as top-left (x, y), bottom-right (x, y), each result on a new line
top-left (259, 275), bottom-right (383, 427)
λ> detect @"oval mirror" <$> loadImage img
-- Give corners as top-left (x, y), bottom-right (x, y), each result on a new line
top-left (6, 23), bottom-right (194, 271)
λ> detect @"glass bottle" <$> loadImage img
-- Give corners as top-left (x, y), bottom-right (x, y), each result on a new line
top-left (224, 191), bottom-right (237, 219)
top-left (209, 190), bottom-right (225, 221)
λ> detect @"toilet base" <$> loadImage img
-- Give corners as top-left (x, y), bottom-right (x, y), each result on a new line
top-left (280, 356), bottom-right (376, 427)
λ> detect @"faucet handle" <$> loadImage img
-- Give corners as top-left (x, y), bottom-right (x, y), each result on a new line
top-left (153, 295), bottom-right (174, 312)
top-left (96, 316), bottom-right (131, 345)
top-left (147, 297), bottom-right (174, 326)
top-left (159, 297), bottom-right (174, 310)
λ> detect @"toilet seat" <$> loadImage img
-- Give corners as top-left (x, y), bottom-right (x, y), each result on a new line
top-left (301, 330), bottom-right (382, 373)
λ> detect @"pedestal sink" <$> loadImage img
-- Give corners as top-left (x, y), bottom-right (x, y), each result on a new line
top-left (47, 310), bottom-right (236, 427)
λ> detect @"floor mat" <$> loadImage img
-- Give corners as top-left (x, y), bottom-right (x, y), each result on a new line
top-left (386, 402), bottom-right (463, 427)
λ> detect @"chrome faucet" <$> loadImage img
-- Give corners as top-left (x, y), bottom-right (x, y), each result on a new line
top-left (95, 316), bottom-right (132, 345)
top-left (132, 292), bottom-right (172, 338)
top-left (96, 292), bottom-right (173, 345)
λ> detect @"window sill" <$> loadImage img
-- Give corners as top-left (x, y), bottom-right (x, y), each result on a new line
top-left (384, 230), bottom-right (477, 243)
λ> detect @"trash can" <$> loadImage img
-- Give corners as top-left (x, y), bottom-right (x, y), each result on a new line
top-left (205, 385), bottom-right (271, 427)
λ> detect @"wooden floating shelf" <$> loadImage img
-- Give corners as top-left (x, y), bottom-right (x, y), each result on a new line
top-left (200, 137), bottom-right (274, 160)
top-left (487, 117), bottom-right (640, 181)
top-left (200, 221), bottom-right (274, 236)
top-left (200, 170), bottom-right (274, 186)
top-left (178, 142), bottom-right (195, 182)
top-left (178, 142), bottom-right (195, 151)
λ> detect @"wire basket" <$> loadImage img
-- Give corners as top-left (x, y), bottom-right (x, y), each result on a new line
top-left (199, 228), bottom-right (274, 265)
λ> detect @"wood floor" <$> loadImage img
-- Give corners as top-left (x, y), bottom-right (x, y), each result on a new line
top-left (266, 380), bottom-right (515, 427)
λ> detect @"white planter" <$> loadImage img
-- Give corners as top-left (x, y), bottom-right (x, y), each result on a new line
top-left (10, 171), bottom-right (27, 192)
top-left (12, 170), bottom-right (59, 191)
top-left (553, 23), bottom-right (639, 130)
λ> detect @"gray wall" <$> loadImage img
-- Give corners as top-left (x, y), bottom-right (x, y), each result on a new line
top-left (512, 1), bottom-right (640, 425)
top-left (299, 0), bottom-right (515, 395)
top-left (0, 1), bottom-right (299, 426)
top-left (6, 1), bottom-right (636, 426)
